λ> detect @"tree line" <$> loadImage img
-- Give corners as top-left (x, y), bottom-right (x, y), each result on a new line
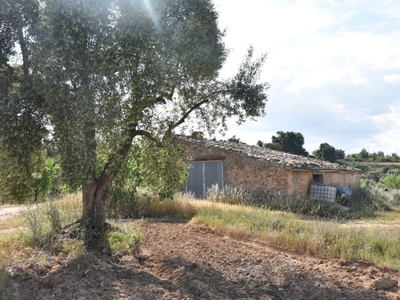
top-left (254, 131), bottom-right (399, 163)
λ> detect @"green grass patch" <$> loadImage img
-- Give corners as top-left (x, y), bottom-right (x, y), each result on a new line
top-left (107, 226), bottom-right (140, 254)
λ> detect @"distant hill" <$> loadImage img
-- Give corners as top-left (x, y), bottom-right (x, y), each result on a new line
top-left (339, 160), bottom-right (400, 177)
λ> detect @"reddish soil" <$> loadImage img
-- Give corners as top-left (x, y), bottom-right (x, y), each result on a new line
top-left (4, 220), bottom-right (400, 299)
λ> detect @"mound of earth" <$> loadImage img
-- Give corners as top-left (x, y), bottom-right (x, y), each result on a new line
top-left (4, 220), bottom-right (400, 299)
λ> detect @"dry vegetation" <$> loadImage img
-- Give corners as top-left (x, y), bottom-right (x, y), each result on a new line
top-left (1, 191), bottom-right (400, 299)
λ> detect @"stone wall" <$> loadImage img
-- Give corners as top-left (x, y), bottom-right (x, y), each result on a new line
top-left (287, 171), bottom-right (313, 196)
top-left (182, 139), bottom-right (360, 197)
top-left (323, 172), bottom-right (361, 190)
top-left (224, 153), bottom-right (289, 194)
top-left (183, 140), bottom-right (297, 195)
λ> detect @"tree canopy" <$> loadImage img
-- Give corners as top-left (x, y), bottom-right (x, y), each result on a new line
top-left (0, 0), bottom-right (269, 239)
top-left (313, 143), bottom-right (345, 163)
top-left (258, 131), bottom-right (308, 156)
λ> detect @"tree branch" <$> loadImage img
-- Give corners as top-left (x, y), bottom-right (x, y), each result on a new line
top-left (99, 126), bottom-right (160, 182)
top-left (11, 2), bottom-right (30, 82)
top-left (166, 97), bottom-right (211, 134)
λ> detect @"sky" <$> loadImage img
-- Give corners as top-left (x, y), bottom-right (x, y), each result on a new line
top-left (211, 0), bottom-right (400, 155)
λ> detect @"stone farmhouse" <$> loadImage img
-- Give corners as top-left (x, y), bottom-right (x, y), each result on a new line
top-left (177, 134), bottom-right (360, 198)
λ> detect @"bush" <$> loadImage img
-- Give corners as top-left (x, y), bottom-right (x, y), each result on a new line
top-left (382, 174), bottom-right (400, 189)
top-left (262, 194), bottom-right (351, 219)
top-left (388, 189), bottom-right (400, 207)
top-left (349, 184), bottom-right (390, 214)
top-left (107, 227), bottom-right (140, 254)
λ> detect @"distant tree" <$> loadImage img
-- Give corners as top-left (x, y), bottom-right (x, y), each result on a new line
top-left (261, 131), bottom-right (308, 156)
top-left (391, 153), bottom-right (400, 162)
top-left (360, 148), bottom-right (370, 160)
top-left (256, 140), bottom-right (264, 147)
top-left (335, 149), bottom-right (346, 160)
top-left (315, 143), bottom-right (337, 163)
top-left (227, 135), bottom-right (241, 143)
top-left (312, 150), bottom-right (319, 158)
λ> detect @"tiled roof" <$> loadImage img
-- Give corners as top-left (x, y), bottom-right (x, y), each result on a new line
top-left (178, 136), bottom-right (359, 172)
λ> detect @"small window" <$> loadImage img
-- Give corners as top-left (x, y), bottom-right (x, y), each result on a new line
top-left (313, 174), bottom-right (323, 184)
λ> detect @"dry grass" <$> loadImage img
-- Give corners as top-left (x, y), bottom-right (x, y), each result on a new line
top-left (2, 190), bottom-right (400, 285)
top-left (0, 194), bottom-right (82, 265)
top-left (190, 198), bottom-right (400, 271)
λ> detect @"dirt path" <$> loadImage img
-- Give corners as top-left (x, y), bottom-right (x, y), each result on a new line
top-left (5, 220), bottom-right (400, 299)
top-left (0, 206), bottom-right (23, 221)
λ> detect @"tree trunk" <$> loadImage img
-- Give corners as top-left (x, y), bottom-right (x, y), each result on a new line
top-left (82, 176), bottom-right (112, 242)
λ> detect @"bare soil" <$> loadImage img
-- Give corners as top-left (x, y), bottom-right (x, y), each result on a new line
top-left (3, 219), bottom-right (400, 300)
top-left (1, 205), bottom-right (399, 299)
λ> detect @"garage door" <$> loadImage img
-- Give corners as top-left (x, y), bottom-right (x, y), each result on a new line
top-left (186, 160), bottom-right (224, 197)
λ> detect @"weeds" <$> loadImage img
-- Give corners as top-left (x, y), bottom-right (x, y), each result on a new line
top-left (206, 185), bottom-right (253, 205)
top-left (22, 195), bottom-right (82, 246)
top-left (44, 199), bottom-right (62, 233)
top-left (24, 204), bottom-right (43, 246)
top-left (193, 200), bottom-right (400, 271)
top-left (205, 186), bottom-right (355, 220)
top-left (59, 239), bottom-right (86, 258)
top-left (2, 185), bottom-right (400, 274)
top-left (106, 189), bottom-right (197, 220)
top-left (107, 226), bottom-right (140, 254)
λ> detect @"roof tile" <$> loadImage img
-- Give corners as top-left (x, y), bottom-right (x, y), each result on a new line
top-left (178, 136), bottom-right (359, 172)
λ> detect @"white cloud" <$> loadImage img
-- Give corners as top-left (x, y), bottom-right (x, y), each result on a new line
top-left (383, 74), bottom-right (400, 85)
top-left (365, 101), bottom-right (400, 153)
top-left (212, 0), bottom-right (400, 154)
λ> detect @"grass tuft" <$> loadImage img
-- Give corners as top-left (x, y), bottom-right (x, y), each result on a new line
top-left (106, 189), bottom-right (197, 220)
top-left (107, 226), bottom-right (140, 254)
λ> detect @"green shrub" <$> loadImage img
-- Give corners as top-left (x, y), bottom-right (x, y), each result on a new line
top-left (44, 199), bottom-right (62, 233)
top-left (382, 174), bottom-right (400, 189)
top-left (24, 204), bottom-right (44, 246)
top-left (107, 227), bottom-right (140, 254)
top-left (388, 189), bottom-right (400, 207)
top-left (350, 183), bottom-right (391, 213)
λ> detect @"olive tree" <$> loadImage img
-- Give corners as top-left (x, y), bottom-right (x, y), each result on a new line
top-left (0, 0), bottom-right (46, 203)
top-left (0, 0), bottom-right (269, 241)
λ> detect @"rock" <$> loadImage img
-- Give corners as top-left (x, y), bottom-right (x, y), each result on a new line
top-left (372, 277), bottom-right (398, 290)
top-left (369, 267), bottom-right (379, 275)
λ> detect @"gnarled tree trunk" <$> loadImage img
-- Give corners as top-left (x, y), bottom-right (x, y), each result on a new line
top-left (82, 176), bottom-right (112, 241)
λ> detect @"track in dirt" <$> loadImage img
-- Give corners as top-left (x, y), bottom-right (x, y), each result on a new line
top-left (5, 220), bottom-right (400, 299)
